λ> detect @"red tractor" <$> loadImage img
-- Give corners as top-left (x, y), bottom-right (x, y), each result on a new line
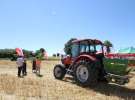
top-left (53, 39), bottom-right (129, 86)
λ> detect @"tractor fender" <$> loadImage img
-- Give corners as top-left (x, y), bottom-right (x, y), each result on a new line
top-left (55, 64), bottom-right (66, 68)
top-left (73, 55), bottom-right (97, 64)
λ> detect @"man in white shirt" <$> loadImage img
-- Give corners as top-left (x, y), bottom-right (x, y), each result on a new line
top-left (16, 56), bottom-right (24, 77)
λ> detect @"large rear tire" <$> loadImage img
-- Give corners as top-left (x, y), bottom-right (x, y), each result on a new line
top-left (74, 61), bottom-right (99, 86)
top-left (53, 64), bottom-right (66, 80)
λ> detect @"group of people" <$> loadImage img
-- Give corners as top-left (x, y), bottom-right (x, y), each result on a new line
top-left (16, 48), bottom-right (46, 78)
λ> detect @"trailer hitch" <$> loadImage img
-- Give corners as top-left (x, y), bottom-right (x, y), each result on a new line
top-left (105, 73), bottom-right (129, 85)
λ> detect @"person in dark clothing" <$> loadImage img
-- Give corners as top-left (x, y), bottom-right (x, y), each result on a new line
top-left (18, 67), bottom-right (23, 77)
top-left (32, 58), bottom-right (36, 73)
top-left (16, 56), bottom-right (24, 77)
top-left (23, 59), bottom-right (27, 76)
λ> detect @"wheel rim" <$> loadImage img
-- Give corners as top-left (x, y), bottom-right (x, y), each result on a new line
top-left (54, 66), bottom-right (62, 78)
top-left (76, 65), bottom-right (89, 83)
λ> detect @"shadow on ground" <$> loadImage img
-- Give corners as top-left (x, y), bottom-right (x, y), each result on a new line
top-left (64, 76), bottom-right (135, 100)
top-left (88, 83), bottom-right (135, 100)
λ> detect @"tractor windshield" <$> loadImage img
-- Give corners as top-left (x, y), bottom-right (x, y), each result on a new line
top-left (71, 43), bottom-right (103, 57)
top-left (80, 44), bottom-right (94, 53)
top-left (79, 44), bottom-right (103, 53)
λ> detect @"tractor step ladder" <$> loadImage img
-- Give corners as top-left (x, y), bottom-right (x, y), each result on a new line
top-left (66, 65), bottom-right (74, 76)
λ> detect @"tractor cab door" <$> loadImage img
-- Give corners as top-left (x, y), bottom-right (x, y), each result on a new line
top-left (95, 44), bottom-right (104, 59)
top-left (71, 43), bottom-right (80, 58)
top-left (71, 43), bottom-right (95, 57)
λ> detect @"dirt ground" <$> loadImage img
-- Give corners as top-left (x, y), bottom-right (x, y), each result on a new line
top-left (0, 60), bottom-right (134, 100)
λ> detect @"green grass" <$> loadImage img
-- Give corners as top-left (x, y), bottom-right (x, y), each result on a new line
top-left (47, 57), bottom-right (61, 61)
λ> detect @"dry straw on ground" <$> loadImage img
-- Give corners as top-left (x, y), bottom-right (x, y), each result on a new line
top-left (0, 60), bottom-right (134, 100)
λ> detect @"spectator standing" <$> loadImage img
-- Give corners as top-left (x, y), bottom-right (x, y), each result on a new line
top-left (32, 58), bottom-right (36, 73)
top-left (16, 56), bottom-right (24, 77)
top-left (23, 58), bottom-right (27, 76)
top-left (36, 56), bottom-right (41, 75)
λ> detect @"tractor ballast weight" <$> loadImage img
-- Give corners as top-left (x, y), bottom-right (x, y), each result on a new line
top-left (53, 39), bottom-right (129, 86)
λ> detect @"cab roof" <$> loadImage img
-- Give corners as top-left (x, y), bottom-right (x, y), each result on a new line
top-left (72, 39), bottom-right (103, 45)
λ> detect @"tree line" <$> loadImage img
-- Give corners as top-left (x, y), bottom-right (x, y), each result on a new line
top-left (0, 49), bottom-right (32, 60)
top-left (0, 39), bottom-right (113, 60)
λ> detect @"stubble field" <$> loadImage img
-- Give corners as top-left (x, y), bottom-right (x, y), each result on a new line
top-left (0, 60), bottom-right (134, 100)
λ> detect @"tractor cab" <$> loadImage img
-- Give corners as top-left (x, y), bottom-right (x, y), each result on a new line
top-left (71, 39), bottom-right (104, 59)
top-left (62, 39), bottom-right (104, 66)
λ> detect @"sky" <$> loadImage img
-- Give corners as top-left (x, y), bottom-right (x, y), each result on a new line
top-left (0, 0), bottom-right (135, 55)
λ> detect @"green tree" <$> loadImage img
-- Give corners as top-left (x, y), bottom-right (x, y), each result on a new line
top-left (23, 49), bottom-right (32, 58)
top-left (64, 38), bottom-right (77, 55)
top-left (35, 48), bottom-right (45, 60)
top-left (104, 40), bottom-right (113, 53)
top-left (52, 54), bottom-right (56, 57)
top-left (0, 49), bottom-right (15, 58)
top-left (0, 48), bottom-right (33, 60)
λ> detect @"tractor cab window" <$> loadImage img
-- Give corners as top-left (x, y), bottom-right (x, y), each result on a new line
top-left (80, 43), bottom-right (90, 53)
top-left (80, 44), bottom-right (96, 53)
top-left (95, 45), bottom-right (103, 53)
top-left (90, 45), bottom-right (95, 52)
top-left (86, 45), bottom-right (89, 52)
top-left (71, 42), bottom-right (103, 57)
top-left (80, 44), bottom-right (88, 53)
top-left (71, 44), bottom-right (79, 57)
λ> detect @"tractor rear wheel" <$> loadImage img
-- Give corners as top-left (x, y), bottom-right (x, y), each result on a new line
top-left (74, 61), bottom-right (99, 86)
top-left (53, 64), bottom-right (66, 80)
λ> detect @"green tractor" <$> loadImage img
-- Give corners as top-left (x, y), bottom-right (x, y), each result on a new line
top-left (53, 39), bottom-right (129, 86)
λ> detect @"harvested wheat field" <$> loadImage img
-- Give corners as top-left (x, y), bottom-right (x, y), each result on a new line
top-left (0, 60), bottom-right (134, 100)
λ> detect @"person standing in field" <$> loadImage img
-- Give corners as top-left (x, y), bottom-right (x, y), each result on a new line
top-left (35, 48), bottom-right (47, 76)
top-left (16, 56), bottom-right (24, 77)
top-left (32, 58), bottom-right (36, 73)
top-left (31, 52), bottom-right (36, 73)
top-left (23, 58), bottom-right (27, 76)
top-left (36, 56), bottom-right (41, 75)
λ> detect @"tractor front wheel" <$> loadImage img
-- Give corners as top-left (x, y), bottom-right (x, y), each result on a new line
top-left (53, 64), bottom-right (66, 80)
